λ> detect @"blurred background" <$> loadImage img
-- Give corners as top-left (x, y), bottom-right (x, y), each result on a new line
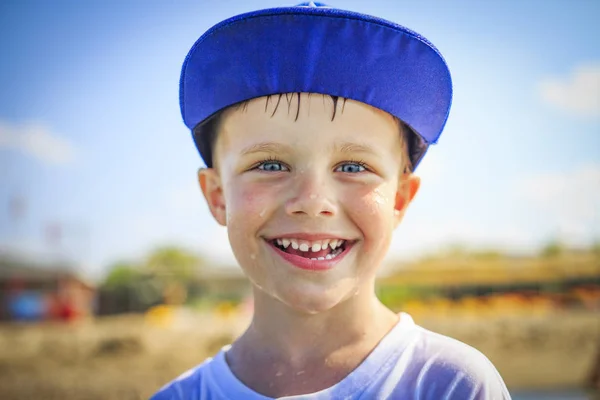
top-left (0, 0), bottom-right (598, 399)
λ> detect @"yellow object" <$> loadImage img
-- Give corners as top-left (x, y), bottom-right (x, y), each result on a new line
top-left (214, 301), bottom-right (237, 318)
top-left (145, 305), bottom-right (175, 327)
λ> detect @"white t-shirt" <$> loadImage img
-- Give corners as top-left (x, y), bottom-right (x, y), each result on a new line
top-left (151, 313), bottom-right (511, 399)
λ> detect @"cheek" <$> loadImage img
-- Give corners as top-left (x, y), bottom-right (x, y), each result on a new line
top-left (224, 181), bottom-right (276, 225)
top-left (224, 184), bottom-right (274, 265)
top-left (348, 185), bottom-right (396, 247)
top-left (367, 187), bottom-right (394, 212)
top-left (349, 184), bottom-right (395, 218)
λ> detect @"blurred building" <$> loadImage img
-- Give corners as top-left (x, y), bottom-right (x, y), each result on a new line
top-left (378, 250), bottom-right (600, 311)
top-left (0, 253), bottom-right (96, 322)
top-left (198, 267), bottom-right (251, 301)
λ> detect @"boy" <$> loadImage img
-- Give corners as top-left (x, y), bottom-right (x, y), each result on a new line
top-left (153, 2), bottom-right (511, 399)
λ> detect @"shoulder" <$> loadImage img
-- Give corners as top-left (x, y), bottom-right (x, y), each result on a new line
top-left (149, 357), bottom-right (215, 400)
top-left (402, 324), bottom-right (511, 399)
top-left (377, 318), bottom-right (511, 400)
top-left (410, 325), bottom-right (502, 378)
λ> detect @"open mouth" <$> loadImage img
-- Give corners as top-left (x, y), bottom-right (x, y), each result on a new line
top-left (268, 238), bottom-right (350, 261)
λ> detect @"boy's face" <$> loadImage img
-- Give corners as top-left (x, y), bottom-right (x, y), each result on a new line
top-left (199, 94), bottom-right (419, 314)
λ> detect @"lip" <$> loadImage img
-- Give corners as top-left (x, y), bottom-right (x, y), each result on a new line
top-left (265, 239), bottom-right (354, 271)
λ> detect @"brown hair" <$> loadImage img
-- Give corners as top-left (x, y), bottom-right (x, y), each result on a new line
top-left (193, 93), bottom-right (413, 173)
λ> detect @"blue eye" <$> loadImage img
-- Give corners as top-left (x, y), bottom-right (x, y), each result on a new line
top-left (336, 163), bottom-right (366, 173)
top-left (257, 161), bottom-right (289, 172)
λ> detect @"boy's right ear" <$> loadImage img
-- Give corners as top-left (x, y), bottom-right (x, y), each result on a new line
top-left (198, 168), bottom-right (227, 226)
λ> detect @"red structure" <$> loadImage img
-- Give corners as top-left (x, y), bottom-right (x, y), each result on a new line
top-left (0, 254), bottom-right (95, 322)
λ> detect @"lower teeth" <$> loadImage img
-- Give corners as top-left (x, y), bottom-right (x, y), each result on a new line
top-left (309, 247), bottom-right (343, 261)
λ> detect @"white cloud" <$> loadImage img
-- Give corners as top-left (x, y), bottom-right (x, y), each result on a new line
top-left (520, 163), bottom-right (600, 244)
top-left (0, 120), bottom-right (76, 165)
top-left (539, 63), bottom-right (600, 118)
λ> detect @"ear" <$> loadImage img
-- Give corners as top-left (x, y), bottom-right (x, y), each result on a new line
top-left (393, 174), bottom-right (420, 228)
top-left (198, 168), bottom-right (227, 226)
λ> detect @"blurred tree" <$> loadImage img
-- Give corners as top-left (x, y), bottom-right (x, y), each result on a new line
top-left (103, 262), bottom-right (142, 288)
top-left (144, 247), bottom-right (204, 306)
top-left (145, 246), bottom-right (202, 283)
top-left (541, 240), bottom-right (564, 258)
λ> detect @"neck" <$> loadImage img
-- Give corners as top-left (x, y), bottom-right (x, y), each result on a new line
top-left (235, 282), bottom-right (398, 366)
top-left (225, 281), bottom-right (399, 396)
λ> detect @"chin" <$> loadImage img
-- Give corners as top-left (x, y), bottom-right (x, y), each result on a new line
top-left (269, 280), bottom-right (356, 315)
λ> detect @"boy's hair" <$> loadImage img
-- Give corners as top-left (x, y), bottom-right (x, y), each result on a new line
top-left (193, 93), bottom-right (415, 174)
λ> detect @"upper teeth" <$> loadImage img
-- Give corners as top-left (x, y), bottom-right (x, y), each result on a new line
top-left (275, 238), bottom-right (345, 252)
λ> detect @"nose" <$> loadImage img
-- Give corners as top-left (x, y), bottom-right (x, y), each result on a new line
top-left (285, 170), bottom-right (337, 218)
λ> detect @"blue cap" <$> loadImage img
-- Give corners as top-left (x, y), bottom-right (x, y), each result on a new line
top-left (180, 2), bottom-right (452, 169)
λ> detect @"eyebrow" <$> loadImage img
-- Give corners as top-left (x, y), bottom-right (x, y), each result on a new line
top-left (239, 141), bottom-right (381, 158)
top-left (240, 142), bottom-right (293, 156)
top-left (334, 141), bottom-right (380, 157)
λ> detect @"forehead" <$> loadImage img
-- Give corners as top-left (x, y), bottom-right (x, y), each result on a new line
top-left (216, 93), bottom-right (402, 152)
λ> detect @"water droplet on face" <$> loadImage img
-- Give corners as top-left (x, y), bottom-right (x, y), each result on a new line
top-left (373, 188), bottom-right (387, 205)
top-left (250, 254), bottom-right (256, 260)
top-left (259, 209), bottom-right (266, 217)
top-left (309, 194), bottom-right (317, 200)
top-left (275, 371), bottom-right (283, 377)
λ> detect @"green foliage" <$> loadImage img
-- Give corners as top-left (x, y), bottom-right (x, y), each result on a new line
top-left (376, 285), bottom-right (437, 310)
top-left (145, 246), bottom-right (202, 282)
top-left (102, 246), bottom-right (204, 295)
top-left (103, 262), bottom-right (141, 288)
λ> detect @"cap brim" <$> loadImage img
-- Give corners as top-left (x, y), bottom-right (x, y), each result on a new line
top-left (181, 5), bottom-right (452, 169)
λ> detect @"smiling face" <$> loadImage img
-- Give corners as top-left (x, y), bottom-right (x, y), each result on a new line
top-left (199, 94), bottom-right (419, 314)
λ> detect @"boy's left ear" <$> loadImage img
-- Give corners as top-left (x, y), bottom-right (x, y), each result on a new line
top-left (393, 174), bottom-right (421, 227)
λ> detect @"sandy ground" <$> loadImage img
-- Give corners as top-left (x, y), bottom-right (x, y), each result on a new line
top-left (416, 311), bottom-right (600, 390)
top-left (0, 311), bottom-right (243, 400)
top-left (0, 309), bottom-right (598, 399)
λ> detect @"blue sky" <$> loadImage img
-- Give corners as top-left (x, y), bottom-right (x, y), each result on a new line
top-left (0, 0), bottom-right (598, 278)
